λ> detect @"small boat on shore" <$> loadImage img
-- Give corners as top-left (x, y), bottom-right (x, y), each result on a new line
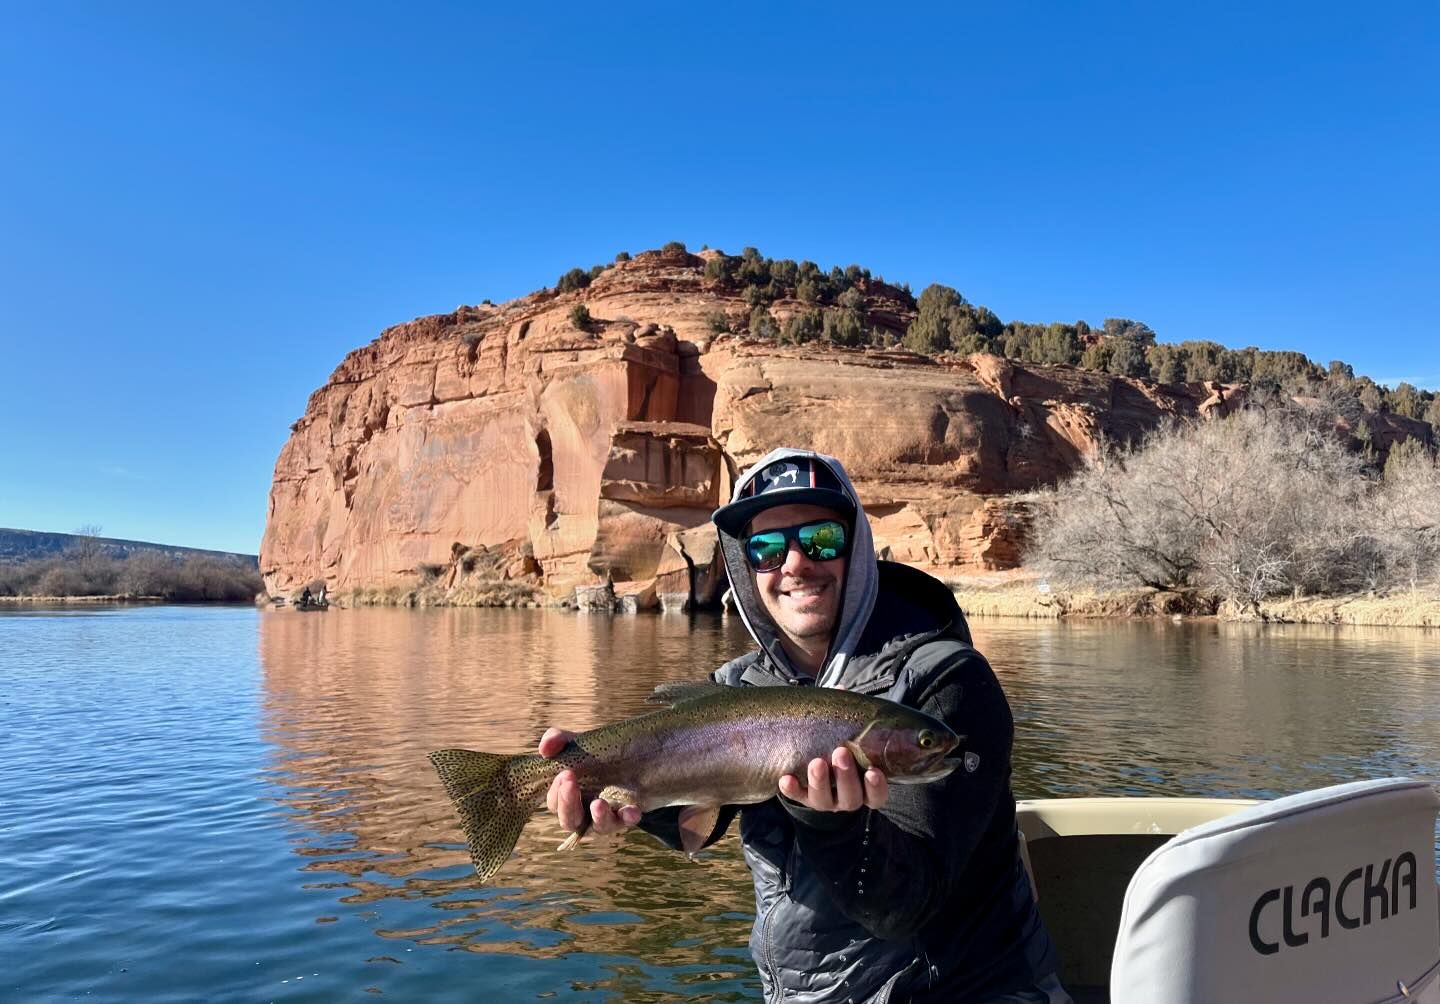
top-left (270, 592), bottom-right (329, 610)
top-left (1017, 777), bottom-right (1439, 1002)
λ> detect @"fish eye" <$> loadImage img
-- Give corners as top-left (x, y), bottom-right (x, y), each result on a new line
top-left (917, 730), bottom-right (935, 749)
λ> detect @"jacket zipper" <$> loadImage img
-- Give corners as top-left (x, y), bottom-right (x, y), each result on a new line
top-left (760, 834), bottom-right (797, 1001)
top-left (875, 951), bottom-right (928, 1004)
top-left (759, 899), bottom-right (782, 1001)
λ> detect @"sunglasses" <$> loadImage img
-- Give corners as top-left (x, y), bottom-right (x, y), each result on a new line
top-left (743, 520), bottom-right (850, 572)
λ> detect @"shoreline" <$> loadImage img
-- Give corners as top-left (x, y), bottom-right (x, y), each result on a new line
top-left (946, 579), bottom-right (1440, 628)
top-left (10, 586), bottom-right (1439, 628)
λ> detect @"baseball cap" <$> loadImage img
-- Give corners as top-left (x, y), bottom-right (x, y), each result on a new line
top-left (713, 454), bottom-right (856, 536)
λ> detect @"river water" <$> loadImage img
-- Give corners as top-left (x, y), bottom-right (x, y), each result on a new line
top-left (2, 605), bottom-right (1437, 1002)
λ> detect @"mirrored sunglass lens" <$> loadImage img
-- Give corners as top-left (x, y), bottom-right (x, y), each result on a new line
top-left (746, 533), bottom-right (787, 569)
top-left (798, 521), bottom-right (845, 560)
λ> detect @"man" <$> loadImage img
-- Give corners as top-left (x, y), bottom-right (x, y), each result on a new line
top-left (541, 448), bottom-right (1068, 1003)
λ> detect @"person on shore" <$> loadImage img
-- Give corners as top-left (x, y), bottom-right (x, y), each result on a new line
top-left (539, 447), bottom-right (1068, 1003)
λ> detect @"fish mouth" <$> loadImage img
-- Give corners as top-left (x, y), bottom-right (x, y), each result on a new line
top-left (889, 747), bottom-right (961, 784)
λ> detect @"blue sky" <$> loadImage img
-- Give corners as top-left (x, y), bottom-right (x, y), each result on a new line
top-left (2, 3), bottom-right (1436, 554)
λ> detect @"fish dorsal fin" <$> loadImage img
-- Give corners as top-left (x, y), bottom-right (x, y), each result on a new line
top-left (647, 680), bottom-right (728, 707)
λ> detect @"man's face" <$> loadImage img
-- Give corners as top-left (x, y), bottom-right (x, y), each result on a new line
top-left (746, 503), bottom-right (849, 647)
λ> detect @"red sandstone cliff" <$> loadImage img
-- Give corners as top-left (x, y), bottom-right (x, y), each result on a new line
top-left (259, 250), bottom-right (1407, 608)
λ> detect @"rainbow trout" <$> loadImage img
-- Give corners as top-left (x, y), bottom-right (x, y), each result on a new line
top-left (430, 680), bottom-right (962, 882)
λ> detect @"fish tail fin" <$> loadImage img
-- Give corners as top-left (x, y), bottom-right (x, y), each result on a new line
top-left (428, 748), bottom-right (531, 883)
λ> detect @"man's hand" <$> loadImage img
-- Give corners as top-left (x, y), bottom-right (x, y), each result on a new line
top-left (778, 745), bottom-right (889, 812)
top-left (539, 728), bottom-right (641, 835)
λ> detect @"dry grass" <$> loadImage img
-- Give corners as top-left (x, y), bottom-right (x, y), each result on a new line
top-left (342, 586), bottom-right (417, 607)
top-left (950, 583), bottom-right (1213, 620)
top-left (339, 578), bottom-right (545, 608)
top-left (949, 577), bottom-right (1440, 627)
top-left (424, 580), bottom-right (543, 607)
top-left (1246, 589), bottom-right (1440, 627)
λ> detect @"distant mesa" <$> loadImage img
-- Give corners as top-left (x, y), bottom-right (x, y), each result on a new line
top-left (0, 528), bottom-right (257, 567)
top-left (260, 245), bottom-right (1437, 611)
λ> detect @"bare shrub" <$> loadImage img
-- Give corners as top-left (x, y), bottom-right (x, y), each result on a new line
top-left (116, 551), bottom-right (174, 596)
top-left (1369, 442), bottom-right (1440, 588)
top-left (1031, 408), bottom-right (1373, 610)
top-left (0, 559), bottom-right (48, 595)
top-left (1028, 439), bottom-right (1205, 593)
top-left (168, 556), bottom-right (261, 601)
top-left (37, 563), bottom-right (91, 597)
top-left (69, 525), bottom-right (105, 562)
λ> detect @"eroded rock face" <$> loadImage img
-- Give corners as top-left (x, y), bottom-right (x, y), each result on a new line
top-left (590, 422), bottom-right (724, 610)
top-left (706, 345), bottom-right (1225, 572)
top-left (259, 254), bottom-right (1250, 605)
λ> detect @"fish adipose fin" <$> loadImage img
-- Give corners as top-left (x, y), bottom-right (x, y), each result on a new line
top-left (647, 680), bottom-right (728, 707)
top-left (429, 748), bottom-right (529, 883)
top-left (677, 804), bottom-right (722, 853)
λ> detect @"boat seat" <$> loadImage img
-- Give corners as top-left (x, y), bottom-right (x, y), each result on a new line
top-left (1110, 777), bottom-right (1440, 1003)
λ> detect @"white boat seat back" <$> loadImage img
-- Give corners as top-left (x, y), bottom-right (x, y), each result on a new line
top-left (1110, 777), bottom-right (1440, 1004)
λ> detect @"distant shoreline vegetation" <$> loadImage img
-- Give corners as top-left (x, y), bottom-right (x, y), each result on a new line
top-left (0, 549), bottom-right (262, 603)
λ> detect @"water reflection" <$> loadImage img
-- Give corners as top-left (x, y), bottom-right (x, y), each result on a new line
top-left (14, 605), bottom-right (1430, 1001)
top-left (257, 610), bottom-right (1440, 997)
top-left (259, 608), bottom-right (763, 999)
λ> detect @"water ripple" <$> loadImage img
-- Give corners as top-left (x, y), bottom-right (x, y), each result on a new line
top-left (2, 606), bottom-right (1436, 1001)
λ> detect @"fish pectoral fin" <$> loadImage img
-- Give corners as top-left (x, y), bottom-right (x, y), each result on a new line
top-left (646, 680), bottom-right (728, 707)
top-left (557, 806), bottom-right (592, 851)
top-left (677, 805), bottom-right (722, 854)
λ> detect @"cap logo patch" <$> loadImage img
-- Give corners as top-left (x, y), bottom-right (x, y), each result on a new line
top-left (761, 461), bottom-right (803, 490)
top-left (963, 752), bottom-right (981, 773)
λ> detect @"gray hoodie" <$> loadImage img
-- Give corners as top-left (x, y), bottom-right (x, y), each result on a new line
top-left (715, 447), bottom-right (879, 689)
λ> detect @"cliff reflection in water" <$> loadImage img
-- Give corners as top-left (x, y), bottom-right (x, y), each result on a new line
top-left (256, 607), bottom-right (1440, 992)
top-left (258, 607), bottom-right (762, 994)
